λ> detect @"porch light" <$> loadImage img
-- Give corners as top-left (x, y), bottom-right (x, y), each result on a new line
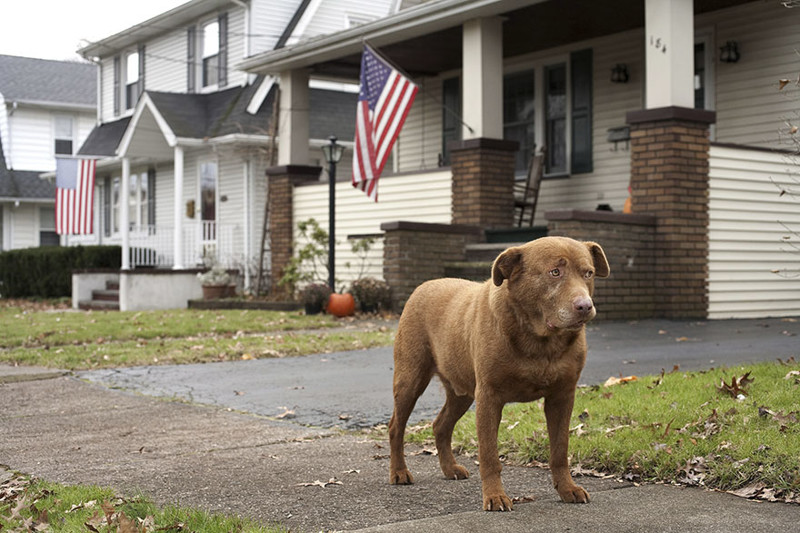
top-left (719, 41), bottom-right (740, 63)
top-left (611, 64), bottom-right (629, 84)
top-left (322, 136), bottom-right (345, 291)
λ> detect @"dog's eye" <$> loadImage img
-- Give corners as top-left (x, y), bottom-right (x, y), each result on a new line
top-left (549, 268), bottom-right (561, 278)
top-left (584, 270), bottom-right (594, 279)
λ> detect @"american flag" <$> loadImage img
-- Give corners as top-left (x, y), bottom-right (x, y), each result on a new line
top-left (352, 44), bottom-right (418, 201)
top-left (55, 157), bottom-right (96, 235)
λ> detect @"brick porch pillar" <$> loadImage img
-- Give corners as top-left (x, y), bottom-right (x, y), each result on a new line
top-left (265, 165), bottom-right (321, 297)
top-left (626, 106), bottom-right (716, 319)
top-left (449, 138), bottom-right (518, 228)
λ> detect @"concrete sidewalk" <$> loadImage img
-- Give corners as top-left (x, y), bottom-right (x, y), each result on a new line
top-left (2, 317), bottom-right (800, 532)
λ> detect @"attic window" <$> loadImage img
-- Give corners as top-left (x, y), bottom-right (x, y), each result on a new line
top-left (54, 115), bottom-right (74, 155)
top-left (203, 21), bottom-right (219, 87)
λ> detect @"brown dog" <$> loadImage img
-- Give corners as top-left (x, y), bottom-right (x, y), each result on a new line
top-left (389, 236), bottom-right (609, 511)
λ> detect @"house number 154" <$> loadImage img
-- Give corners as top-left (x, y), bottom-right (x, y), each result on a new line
top-left (650, 36), bottom-right (667, 53)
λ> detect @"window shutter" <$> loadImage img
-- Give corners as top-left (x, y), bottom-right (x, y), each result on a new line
top-left (138, 44), bottom-right (146, 98)
top-left (218, 12), bottom-right (228, 87)
top-left (113, 55), bottom-right (121, 115)
top-left (103, 177), bottom-right (111, 237)
top-left (187, 27), bottom-right (196, 93)
top-left (147, 168), bottom-right (156, 228)
top-left (570, 49), bottom-right (593, 174)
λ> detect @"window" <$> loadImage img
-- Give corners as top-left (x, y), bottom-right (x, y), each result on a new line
top-left (441, 77), bottom-right (461, 166)
top-left (54, 115), bottom-right (73, 155)
top-left (112, 176), bottom-right (121, 234)
top-left (498, 49), bottom-right (593, 177)
top-left (202, 21), bottom-right (219, 87)
top-left (503, 70), bottom-right (535, 174)
top-left (126, 51), bottom-right (140, 109)
top-left (105, 171), bottom-right (155, 235)
top-left (39, 207), bottom-right (59, 247)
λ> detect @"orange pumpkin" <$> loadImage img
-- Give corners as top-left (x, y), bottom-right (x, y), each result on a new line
top-left (327, 293), bottom-right (355, 317)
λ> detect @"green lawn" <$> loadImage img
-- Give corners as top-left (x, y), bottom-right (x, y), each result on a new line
top-left (0, 302), bottom-right (395, 370)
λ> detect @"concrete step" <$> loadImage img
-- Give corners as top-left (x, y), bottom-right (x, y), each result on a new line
top-left (78, 299), bottom-right (120, 311)
top-left (106, 281), bottom-right (120, 291)
top-left (92, 289), bottom-right (119, 302)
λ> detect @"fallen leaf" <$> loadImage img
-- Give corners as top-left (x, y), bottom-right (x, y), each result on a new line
top-left (779, 79), bottom-right (790, 90)
top-left (717, 372), bottom-right (754, 398)
top-left (276, 408), bottom-right (296, 419)
top-left (507, 421), bottom-right (520, 430)
top-left (603, 375), bottom-right (638, 387)
top-left (297, 478), bottom-right (343, 488)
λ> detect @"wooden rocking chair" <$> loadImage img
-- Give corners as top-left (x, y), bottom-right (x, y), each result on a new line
top-left (514, 148), bottom-right (545, 227)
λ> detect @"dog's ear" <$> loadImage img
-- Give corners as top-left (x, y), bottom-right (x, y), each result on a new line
top-left (584, 242), bottom-right (610, 278)
top-left (492, 247), bottom-right (522, 286)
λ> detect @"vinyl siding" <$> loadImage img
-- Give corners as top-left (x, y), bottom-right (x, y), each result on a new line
top-left (293, 169), bottom-right (452, 283)
top-left (249, 0), bottom-right (298, 55)
top-left (303, 0), bottom-right (394, 36)
top-left (708, 145), bottom-right (800, 318)
top-left (6, 107), bottom-right (94, 172)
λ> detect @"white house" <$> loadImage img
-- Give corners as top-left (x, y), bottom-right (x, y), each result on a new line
top-left (240, 0), bottom-right (800, 320)
top-left (0, 55), bottom-right (96, 251)
top-left (68, 0), bottom-right (399, 308)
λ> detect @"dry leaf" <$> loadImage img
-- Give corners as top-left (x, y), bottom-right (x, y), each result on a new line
top-left (779, 79), bottom-right (790, 90)
top-left (297, 478), bottom-right (343, 488)
top-left (717, 372), bottom-right (754, 398)
top-left (603, 375), bottom-right (638, 387)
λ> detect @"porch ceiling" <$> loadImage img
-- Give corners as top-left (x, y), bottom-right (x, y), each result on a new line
top-left (291, 0), bottom-right (757, 81)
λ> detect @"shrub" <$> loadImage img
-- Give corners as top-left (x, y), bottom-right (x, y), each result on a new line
top-left (0, 245), bottom-right (121, 298)
top-left (349, 277), bottom-right (391, 313)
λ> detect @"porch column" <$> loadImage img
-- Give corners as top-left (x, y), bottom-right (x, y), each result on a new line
top-left (277, 69), bottom-right (310, 166)
top-left (173, 145), bottom-right (184, 269)
top-left (461, 16), bottom-right (503, 139)
top-left (644, 0), bottom-right (694, 109)
top-left (265, 165), bottom-right (321, 297)
top-left (121, 158), bottom-right (131, 270)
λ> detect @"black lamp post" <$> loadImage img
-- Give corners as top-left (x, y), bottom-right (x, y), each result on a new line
top-left (321, 136), bottom-right (345, 291)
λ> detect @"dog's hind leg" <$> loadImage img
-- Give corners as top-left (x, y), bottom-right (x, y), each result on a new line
top-left (388, 342), bottom-right (433, 485)
top-left (433, 382), bottom-right (472, 480)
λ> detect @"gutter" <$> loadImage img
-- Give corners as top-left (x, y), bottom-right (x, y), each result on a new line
top-left (237, 0), bottom-right (544, 74)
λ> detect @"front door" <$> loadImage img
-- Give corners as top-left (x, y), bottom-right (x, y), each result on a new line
top-left (199, 160), bottom-right (218, 260)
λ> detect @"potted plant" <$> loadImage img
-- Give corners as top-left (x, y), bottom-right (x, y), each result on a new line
top-left (198, 265), bottom-right (234, 299)
top-left (301, 283), bottom-right (332, 315)
top-left (349, 277), bottom-right (392, 313)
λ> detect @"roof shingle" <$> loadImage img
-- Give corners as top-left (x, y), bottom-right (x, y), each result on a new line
top-left (0, 54), bottom-right (96, 107)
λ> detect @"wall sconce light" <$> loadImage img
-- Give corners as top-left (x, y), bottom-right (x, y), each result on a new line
top-left (611, 63), bottom-right (629, 83)
top-left (719, 41), bottom-right (740, 63)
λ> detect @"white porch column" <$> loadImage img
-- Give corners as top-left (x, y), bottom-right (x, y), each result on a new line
top-left (462, 17), bottom-right (503, 139)
top-left (120, 157), bottom-right (131, 270)
top-left (645, 0), bottom-right (695, 109)
top-left (242, 158), bottom-right (252, 291)
top-left (278, 69), bottom-right (310, 165)
top-left (173, 145), bottom-right (185, 269)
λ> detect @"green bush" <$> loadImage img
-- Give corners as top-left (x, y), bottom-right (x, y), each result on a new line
top-left (0, 245), bottom-right (121, 298)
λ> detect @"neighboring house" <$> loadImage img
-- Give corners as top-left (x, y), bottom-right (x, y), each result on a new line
top-left (0, 55), bottom-right (96, 250)
top-left (240, 0), bottom-right (800, 320)
top-left (71, 0), bottom-right (397, 301)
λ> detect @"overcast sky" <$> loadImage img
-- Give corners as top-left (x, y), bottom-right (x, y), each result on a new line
top-left (0, 0), bottom-right (187, 62)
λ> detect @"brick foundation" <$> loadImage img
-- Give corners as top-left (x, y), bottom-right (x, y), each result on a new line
top-left (265, 165), bottom-right (321, 297)
top-left (450, 138), bottom-right (518, 228)
top-left (547, 210), bottom-right (657, 321)
top-left (626, 106), bottom-right (715, 319)
top-left (380, 221), bottom-right (483, 312)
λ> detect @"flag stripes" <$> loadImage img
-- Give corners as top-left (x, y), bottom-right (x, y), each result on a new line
top-left (56, 158), bottom-right (96, 235)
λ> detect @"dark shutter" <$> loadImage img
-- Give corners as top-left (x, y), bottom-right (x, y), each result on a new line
top-left (218, 12), bottom-right (228, 87)
top-left (147, 168), bottom-right (156, 229)
top-left (103, 177), bottom-right (111, 237)
top-left (187, 27), bottom-right (196, 93)
top-left (113, 55), bottom-right (121, 115)
top-left (570, 48), bottom-right (593, 174)
top-left (441, 76), bottom-right (461, 166)
top-left (138, 44), bottom-right (146, 98)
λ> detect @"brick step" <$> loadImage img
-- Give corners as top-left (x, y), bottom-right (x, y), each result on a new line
top-left (78, 299), bottom-right (120, 311)
top-left (106, 281), bottom-right (120, 291)
top-left (92, 289), bottom-right (119, 302)
top-left (443, 261), bottom-right (492, 282)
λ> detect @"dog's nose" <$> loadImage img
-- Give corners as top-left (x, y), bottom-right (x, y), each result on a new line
top-left (574, 296), bottom-right (594, 315)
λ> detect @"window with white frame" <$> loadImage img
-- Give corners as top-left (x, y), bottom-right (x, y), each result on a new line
top-left (202, 21), bottom-right (219, 87)
top-left (54, 115), bottom-right (74, 155)
top-left (39, 207), bottom-right (59, 247)
top-left (126, 50), bottom-right (140, 109)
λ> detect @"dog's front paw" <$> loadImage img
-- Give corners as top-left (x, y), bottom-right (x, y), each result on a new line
top-left (442, 463), bottom-right (470, 480)
top-left (557, 483), bottom-right (590, 503)
top-left (389, 468), bottom-right (414, 485)
top-left (482, 491), bottom-right (513, 511)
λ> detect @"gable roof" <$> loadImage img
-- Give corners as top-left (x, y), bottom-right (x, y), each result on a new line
top-left (0, 55), bottom-right (95, 108)
top-left (0, 136), bottom-right (54, 200)
top-left (77, 117), bottom-right (131, 157)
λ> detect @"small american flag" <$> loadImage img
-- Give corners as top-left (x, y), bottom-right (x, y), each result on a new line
top-left (55, 157), bottom-right (96, 235)
top-left (352, 44), bottom-right (418, 202)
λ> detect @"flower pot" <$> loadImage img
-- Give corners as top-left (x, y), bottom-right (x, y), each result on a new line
top-left (327, 293), bottom-right (355, 317)
top-left (203, 284), bottom-right (231, 300)
top-left (304, 301), bottom-right (323, 315)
